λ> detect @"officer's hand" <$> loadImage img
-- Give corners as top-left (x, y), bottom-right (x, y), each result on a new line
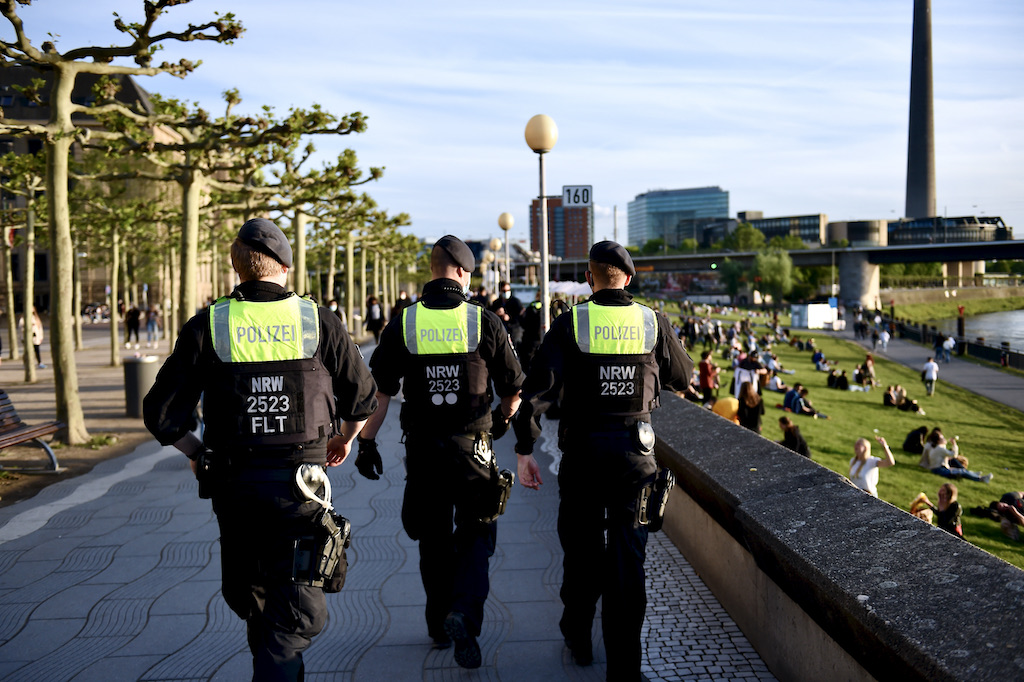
top-left (491, 406), bottom-right (510, 440)
top-left (354, 437), bottom-right (383, 480)
top-left (326, 435), bottom-right (353, 467)
top-left (516, 453), bottom-right (543, 490)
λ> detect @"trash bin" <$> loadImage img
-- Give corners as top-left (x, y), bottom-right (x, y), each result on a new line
top-left (124, 355), bottom-right (160, 418)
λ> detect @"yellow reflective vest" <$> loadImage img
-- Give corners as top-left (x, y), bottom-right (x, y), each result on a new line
top-left (203, 295), bottom-right (335, 449)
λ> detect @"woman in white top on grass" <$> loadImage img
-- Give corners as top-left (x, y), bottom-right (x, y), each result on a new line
top-left (849, 436), bottom-right (895, 497)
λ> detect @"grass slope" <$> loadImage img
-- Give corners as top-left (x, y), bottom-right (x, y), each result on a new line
top-left (895, 296), bottom-right (1024, 323)
top-left (723, 332), bottom-right (1024, 569)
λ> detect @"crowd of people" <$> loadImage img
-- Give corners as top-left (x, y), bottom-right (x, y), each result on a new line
top-left (681, 301), bottom-right (1016, 547)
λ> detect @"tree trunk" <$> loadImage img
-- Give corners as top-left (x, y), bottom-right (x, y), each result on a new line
top-left (373, 250), bottom-right (380, 302)
top-left (72, 239), bottom-right (83, 350)
top-left (109, 221), bottom-right (121, 367)
top-left (46, 105), bottom-right (89, 444)
top-left (346, 230), bottom-right (355, 334)
top-left (3, 228), bottom-right (19, 360)
top-left (379, 254), bottom-right (389, 320)
top-left (179, 165), bottom-right (202, 326)
top-left (325, 240), bottom-right (337, 303)
top-left (293, 210), bottom-right (307, 296)
top-left (22, 204), bottom-right (36, 383)
top-left (169, 242), bottom-right (179, 336)
top-left (359, 246), bottom-right (367, 320)
top-left (210, 229), bottom-right (219, 300)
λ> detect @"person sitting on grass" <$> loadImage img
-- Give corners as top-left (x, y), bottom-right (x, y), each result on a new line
top-left (767, 370), bottom-right (788, 393)
top-left (794, 387), bottom-right (828, 420)
top-left (848, 436), bottom-right (895, 498)
top-left (912, 484), bottom-right (964, 537)
top-left (968, 492), bottom-right (1024, 541)
top-left (851, 365), bottom-right (872, 391)
top-left (783, 383), bottom-right (803, 412)
top-left (883, 385), bottom-right (898, 407)
top-left (920, 430), bottom-right (993, 484)
top-left (893, 384), bottom-right (925, 415)
top-left (778, 416), bottom-right (811, 458)
top-left (902, 425), bottom-right (928, 455)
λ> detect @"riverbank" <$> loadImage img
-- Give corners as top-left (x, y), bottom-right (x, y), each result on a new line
top-left (893, 295), bottom-right (1024, 323)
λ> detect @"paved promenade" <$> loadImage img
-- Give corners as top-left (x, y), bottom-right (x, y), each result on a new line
top-left (0, 329), bottom-right (775, 681)
top-left (829, 322), bottom-right (1024, 412)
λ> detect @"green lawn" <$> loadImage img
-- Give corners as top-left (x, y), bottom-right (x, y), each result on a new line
top-left (724, 331), bottom-right (1024, 569)
top-left (895, 295), bottom-right (1024, 323)
top-left (634, 296), bottom-right (1024, 568)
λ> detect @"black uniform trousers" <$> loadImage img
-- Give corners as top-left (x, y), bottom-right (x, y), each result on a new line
top-left (212, 473), bottom-right (328, 682)
top-left (557, 428), bottom-right (657, 682)
top-left (401, 431), bottom-right (497, 640)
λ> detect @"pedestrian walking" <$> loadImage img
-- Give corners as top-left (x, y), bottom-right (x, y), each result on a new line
top-left (513, 241), bottom-right (693, 681)
top-left (923, 356), bottom-right (939, 396)
top-left (354, 235), bottom-right (524, 669)
top-left (18, 306), bottom-right (45, 368)
top-left (144, 304), bottom-right (161, 348)
top-left (143, 218), bottom-right (378, 682)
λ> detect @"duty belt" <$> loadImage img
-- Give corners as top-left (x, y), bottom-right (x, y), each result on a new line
top-left (565, 416), bottom-right (651, 432)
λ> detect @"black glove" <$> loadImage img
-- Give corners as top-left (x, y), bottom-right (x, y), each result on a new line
top-left (491, 406), bottom-right (510, 441)
top-left (355, 437), bottom-right (383, 480)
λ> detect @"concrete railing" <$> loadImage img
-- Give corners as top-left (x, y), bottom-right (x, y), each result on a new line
top-left (652, 395), bottom-right (1024, 682)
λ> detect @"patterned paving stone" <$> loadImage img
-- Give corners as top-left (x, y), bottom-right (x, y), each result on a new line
top-left (0, 394), bottom-right (777, 681)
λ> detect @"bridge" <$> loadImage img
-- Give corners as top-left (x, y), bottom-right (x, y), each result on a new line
top-left (514, 240), bottom-right (1024, 307)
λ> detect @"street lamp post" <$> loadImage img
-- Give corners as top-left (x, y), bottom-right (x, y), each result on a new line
top-left (525, 114), bottom-right (558, 333)
top-left (489, 236), bottom-right (503, 291)
top-left (498, 212), bottom-right (514, 284)
top-left (481, 250), bottom-right (495, 295)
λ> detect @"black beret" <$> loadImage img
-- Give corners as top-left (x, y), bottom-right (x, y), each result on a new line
top-left (589, 240), bottom-right (635, 276)
top-left (238, 218), bottom-right (293, 268)
top-left (434, 235), bottom-right (475, 272)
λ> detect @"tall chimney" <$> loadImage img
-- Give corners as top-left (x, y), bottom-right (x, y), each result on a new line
top-left (905, 0), bottom-right (936, 218)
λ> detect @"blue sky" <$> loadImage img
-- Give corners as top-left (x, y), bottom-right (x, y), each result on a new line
top-left (12, 1), bottom-right (1024, 248)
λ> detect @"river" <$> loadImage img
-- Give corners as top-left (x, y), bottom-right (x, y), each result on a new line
top-left (929, 308), bottom-right (1024, 351)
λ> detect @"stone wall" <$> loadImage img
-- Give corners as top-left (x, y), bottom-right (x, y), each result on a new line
top-left (653, 395), bottom-right (1024, 682)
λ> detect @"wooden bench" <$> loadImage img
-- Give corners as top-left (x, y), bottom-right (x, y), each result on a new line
top-left (0, 388), bottom-right (66, 473)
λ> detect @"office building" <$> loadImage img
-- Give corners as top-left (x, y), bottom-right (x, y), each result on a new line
top-left (627, 187), bottom-right (729, 248)
top-left (528, 196), bottom-right (592, 259)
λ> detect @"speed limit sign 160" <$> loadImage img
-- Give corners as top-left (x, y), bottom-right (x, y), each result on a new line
top-left (562, 185), bottom-right (592, 207)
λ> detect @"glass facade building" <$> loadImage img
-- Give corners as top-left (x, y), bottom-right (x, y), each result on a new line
top-left (747, 214), bottom-right (828, 245)
top-left (627, 187), bottom-right (729, 248)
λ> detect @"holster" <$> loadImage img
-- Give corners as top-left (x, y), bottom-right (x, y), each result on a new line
top-left (291, 508), bottom-right (352, 593)
top-left (478, 468), bottom-right (515, 524)
top-left (636, 467), bottom-right (676, 532)
top-left (195, 450), bottom-right (228, 500)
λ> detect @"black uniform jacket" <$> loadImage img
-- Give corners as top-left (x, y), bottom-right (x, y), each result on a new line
top-left (369, 278), bottom-right (524, 434)
top-left (144, 281), bottom-right (378, 449)
top-left (513, 288), bottom-right (693, 455)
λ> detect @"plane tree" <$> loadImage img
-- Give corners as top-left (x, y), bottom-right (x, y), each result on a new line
top-left (88, 87), bottom-right (378, 322)
top-left (0, 0), bottom-right (243, 443)
top-left (0, 148), bottom-right (46, 381)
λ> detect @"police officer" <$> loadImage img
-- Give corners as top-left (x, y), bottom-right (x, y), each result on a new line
top-left (355, 235), bottom-right (523, 669)
top-left (517, 291), bottom-right (544, 370)
top-left (513, 241), bottom-right (692, 681)
top-left (143, 218), bottom-right (377, 682)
